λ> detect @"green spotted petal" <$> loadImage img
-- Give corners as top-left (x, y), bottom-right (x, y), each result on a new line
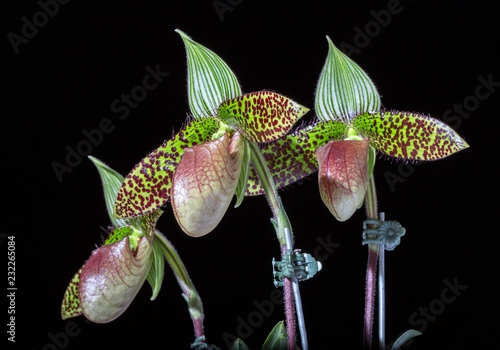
top-left (353, 111), bottom-right (469, 160)
top-left (104, 226), bottom-right (132, 245)
top-left (315, 36), bottom-right (380, 123)
top-left (217, 91), bottom-right (309, 142)
top-left (246, 120), bottom-right (347, 195)
top-left (61, 268), bottom-right (83, 320)
top-left (176, 29), bottom-right (242, 119)
top-left (115, 117), bottom-right (221, 218)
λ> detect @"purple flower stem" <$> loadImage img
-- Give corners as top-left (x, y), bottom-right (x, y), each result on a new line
top-left (363, 176), bottom-right (379, 350)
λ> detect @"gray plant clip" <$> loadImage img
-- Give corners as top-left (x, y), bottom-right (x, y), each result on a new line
top-left (272, 249), bottom-right (322, 287)
top-left (190, 335), bottom-right (220, 350)
top-left (362, 218), bottom-right (406, 251)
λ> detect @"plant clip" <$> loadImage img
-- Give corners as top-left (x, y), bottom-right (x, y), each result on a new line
top-left (190, 335), bottom-right (221, 350)
top-left (272, 249), bottom-right (322, 287)
top-left (362, 218), bottom-right (406, 251)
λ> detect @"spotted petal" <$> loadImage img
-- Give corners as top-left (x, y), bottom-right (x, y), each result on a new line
top-left (217, 91), bottom-right (309, 142)
top-left (315, 140), bottom-right (370, 222)
top-left (353, 111), bottom-right (469, 160)
top-left (115, 117), bottom-right (221, 218)
top-left (61, 268), bottom-right (84, 320)
top-left (246, 120), bottom-right (347, 195)
top-left (171, 132), bottom-right (245, 236)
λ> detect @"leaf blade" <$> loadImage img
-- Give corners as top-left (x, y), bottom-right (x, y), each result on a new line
top-left (262, 321), bottom-right (290, 350)
top-left (147, 236), bottom-right (165, 301)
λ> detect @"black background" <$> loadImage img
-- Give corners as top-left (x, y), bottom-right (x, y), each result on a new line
top-left (3, 1), bottom-right (498, 349)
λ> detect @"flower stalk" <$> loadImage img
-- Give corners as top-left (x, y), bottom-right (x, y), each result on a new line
top-left (363, 175), bottom-right (380, 350)
top-left (153, 230), bottom-right (205, 339)
top-left (248, 141), bottom-right (298, 349)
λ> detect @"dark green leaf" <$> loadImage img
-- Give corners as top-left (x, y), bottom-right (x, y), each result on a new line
top-left (391, 329), bottom-right (422, 350)
top-left (146, 236), bottom-right (165, 301)
top-left (231, 338), bottom-right (250, 350)
top-left (262, 321), bottom-right (288, 350)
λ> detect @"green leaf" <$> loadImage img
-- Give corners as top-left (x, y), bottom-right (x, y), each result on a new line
top-left (391, 329), bottom-right (422, 350)
top-left (154, 231), bottom-right (192, 294)
top-left (234, 137), bottom-right (251, 208)
top-left (353, 111), bottom-right (470, 160)
top-left (368, 144), bottom-right (377, 180)
top-left (231, 338), bottom-right (250, 350)
top-left (217, 91), bottom-right (309, 142)
top-left (315, 36), bottom-right (380, 123)
top-left (115, 117), bottom-right (221, 219)
top-left (176, 29), bottom-right (242, 119)
top-left (147, 236), bottom-right (165, 301)
top-left (88, 156), bottom-right (129, 228)
top-left (246, 120), bottom-right (347, 196)
top-left (262, 321), bottom-right (290, 350)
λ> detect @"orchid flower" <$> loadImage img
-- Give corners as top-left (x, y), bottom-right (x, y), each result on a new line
top-left (113, 30), bottom-right (311, 348)
top-left (246, 36), bottom-right (469, 221)
top-left (245, 35), bottom-right (469, 350)
top-left (114, 30), bottom-right (309, 237)
top-left (61, 157), bottom-right (159, 323)
top-left (61, 156), bottom-right (205, 341)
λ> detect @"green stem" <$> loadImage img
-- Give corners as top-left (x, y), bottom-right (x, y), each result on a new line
top-left (363, 176), bottom-right (379, 350)
top-left (154, 231), bottom-right (205, 340)
top-left (248, 141), bottom-right (296, 349)
top-left (248, 141), bottom-right (289, 244)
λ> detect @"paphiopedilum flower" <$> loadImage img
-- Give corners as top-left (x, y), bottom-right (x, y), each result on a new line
top-left (61, 157), bottom-right (163, 323)
top-left (246, 36), bottom-right (469, 221)
top-left (62, 157), bottom-right (204, 331)
top-left (114, 30), bottom-right (309, 236)
top-left (61, 218), bottom-right (159, 323)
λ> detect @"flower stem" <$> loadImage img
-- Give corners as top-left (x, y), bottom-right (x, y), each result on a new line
top-left (363, 176), bottom-right (379, 350)
top-left (154, 231), bottom-right (205, 339)
top-left (364, 244), bottom-right (379, 350)
top-left (248, 141), bottom-right (299, 349)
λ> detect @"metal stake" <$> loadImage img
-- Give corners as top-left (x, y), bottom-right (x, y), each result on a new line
top-left (378, 212), bottom-right (386, 350)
